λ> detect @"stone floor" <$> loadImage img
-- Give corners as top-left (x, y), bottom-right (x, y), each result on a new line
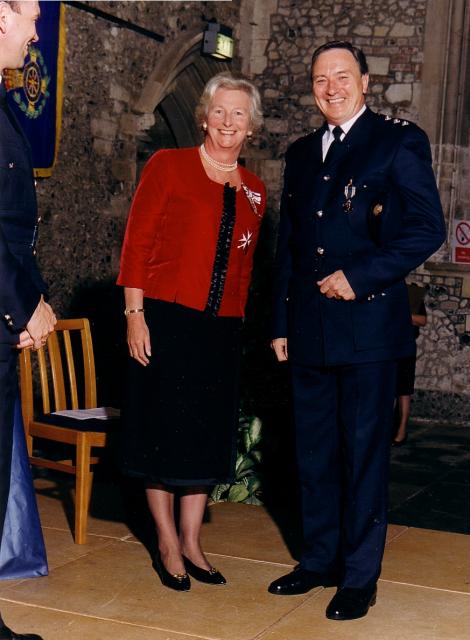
top-left (0, 419), bottom-right (469, 639)
top-left (389, 420), bottom-right (470, 534)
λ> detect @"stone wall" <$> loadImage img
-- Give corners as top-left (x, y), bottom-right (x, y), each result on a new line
top-left (30, 0), bottom-right (470, 419)
top-left (239, 0), bottom-right (470, 422)
top-left (241, 0), bottom-right (428, 209)
top-left (32, 1), bottom-right (241, 404)
top-left (36, 0), bottom-right (241, 319)
top-left (409, 265), bottom-right (470, 423)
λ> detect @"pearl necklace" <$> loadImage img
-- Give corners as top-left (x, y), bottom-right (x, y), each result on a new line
top-left (199, 143), bottom-right (238, 172)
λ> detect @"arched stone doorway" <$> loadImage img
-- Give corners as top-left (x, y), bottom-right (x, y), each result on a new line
top-left (133, 31), bottom-right (230, 172)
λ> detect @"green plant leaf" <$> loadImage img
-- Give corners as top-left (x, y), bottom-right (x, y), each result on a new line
top-left (248, 417), bottom-right (262, 447)
top-left (235, 453), bottom-right (245, 472)
top-left (236, 457), bottom-right (255, 476)
top-left (251, 450), bottom-right (262, 463)
top-left (211, 483), bottom-right (230, 503)
top-left (228, 483), bottom-right (250, 502)
top-left (243, 428), bottom-right (252, 453)
top-left (246, 476), bottom-right (261, 493)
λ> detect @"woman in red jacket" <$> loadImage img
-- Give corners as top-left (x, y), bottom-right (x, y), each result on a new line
top-left (118, 72), bottom-right (266, 592)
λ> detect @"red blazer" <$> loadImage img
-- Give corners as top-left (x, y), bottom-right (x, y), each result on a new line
top-left (117, 147), bottom-right (266, 317)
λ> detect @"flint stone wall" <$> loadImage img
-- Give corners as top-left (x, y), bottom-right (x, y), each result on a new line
top-left (32, 0), bottom-right (470, 419)
top-left (35, 0), bottom-right (241, 318)
top-left (243, 0), bottom-right (470, 422)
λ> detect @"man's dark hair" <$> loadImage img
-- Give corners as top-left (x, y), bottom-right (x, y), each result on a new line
top-left (311, 41), bottom-right (369, 77)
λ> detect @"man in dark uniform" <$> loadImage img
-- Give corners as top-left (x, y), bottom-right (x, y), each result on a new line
top-left (0, 2), bottom-right (56, 638)
top-left (269, 41), bottom-right (445, 620)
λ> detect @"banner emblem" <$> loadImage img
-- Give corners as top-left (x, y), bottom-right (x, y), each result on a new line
top-left (8, 47), bottom-right (50, 119)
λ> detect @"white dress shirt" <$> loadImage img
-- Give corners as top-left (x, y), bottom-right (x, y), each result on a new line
top-left (322, 104), bottom-right (367, 161)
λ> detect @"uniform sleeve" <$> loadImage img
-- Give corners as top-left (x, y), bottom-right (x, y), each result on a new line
top-left (0, 223), bottom-right (40, 335)
top-left (117, 151), bottom-right (171, 289)
top-left (271, 153), bottom-right (293, 338)
top-left (344, 126), bottom-right (446, 300)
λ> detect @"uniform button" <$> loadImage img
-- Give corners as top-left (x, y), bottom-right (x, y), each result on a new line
top-left (323, 174), bottom-right (331, 181)
top-left (316, 247), bottom-right (325, 255)
top-left (32, 249), bottom-right (37, 256)
top-left (316, 210), bottom-right (323, 218)
top-left (37, 216), bottom-right (42, 223)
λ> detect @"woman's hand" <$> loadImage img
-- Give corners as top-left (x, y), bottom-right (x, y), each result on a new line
top-left (127, 313), bottom-right (151, 366)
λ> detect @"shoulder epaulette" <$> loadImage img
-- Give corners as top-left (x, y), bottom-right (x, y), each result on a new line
top-left (379, 113), bottom-right (410, 127)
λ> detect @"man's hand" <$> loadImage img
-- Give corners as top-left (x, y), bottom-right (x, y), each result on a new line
top-left (25, 295), bottom-right (57, 350)
top-left (271, 337), bottom-right (288, 362)
top-left (317, 270), bottom-right (356, 301)
top-left (15, 330), bottom-right (34, 350)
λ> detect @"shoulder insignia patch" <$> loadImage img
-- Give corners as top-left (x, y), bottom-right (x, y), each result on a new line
top-left (379, 113), bottom-right (412, 126)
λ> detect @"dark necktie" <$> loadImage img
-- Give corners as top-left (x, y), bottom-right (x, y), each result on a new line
top-left (324, 125), bottom-right (344, 163)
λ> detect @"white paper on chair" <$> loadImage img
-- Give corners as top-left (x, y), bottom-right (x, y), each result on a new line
top-left (51, 407), bottom-right (121, 420)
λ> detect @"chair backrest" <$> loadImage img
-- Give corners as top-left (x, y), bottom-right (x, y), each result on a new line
top-left (19, 318), bottom-right (97, 428)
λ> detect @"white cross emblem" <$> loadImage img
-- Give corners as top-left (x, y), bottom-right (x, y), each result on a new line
top-left (237, 229), bottom-right (253, 252)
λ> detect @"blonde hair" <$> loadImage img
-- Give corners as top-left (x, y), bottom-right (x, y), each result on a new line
top-left (195, 72), bottom-right (263, 133)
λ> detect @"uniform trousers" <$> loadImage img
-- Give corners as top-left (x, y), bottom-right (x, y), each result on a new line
top-left (291, 359), bottom-right (397, 589)
top-left (0, 354), bottom-right (17, 546)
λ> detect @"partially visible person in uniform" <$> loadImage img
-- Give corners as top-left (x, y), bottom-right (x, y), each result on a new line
top-left (118, 72), bottom-right (265, 592)
top-left (269, 41), bottom-right (445, 620)
top-left (0, 1), bottom-right (56, 638)
top-left (393, 283), bottom-right (427, 446)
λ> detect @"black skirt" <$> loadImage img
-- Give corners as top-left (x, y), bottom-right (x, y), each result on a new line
top-left (396, 354), bottom-right (417, 396)
top-left (120, 299), bottom-right (242, 486)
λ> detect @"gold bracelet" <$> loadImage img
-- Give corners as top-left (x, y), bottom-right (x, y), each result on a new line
top-left (124, 308), bottom-right (144, 316)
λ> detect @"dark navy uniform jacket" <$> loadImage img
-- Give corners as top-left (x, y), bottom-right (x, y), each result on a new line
top-left (0, 82), bottom-right (47, 547)
top-left (272, 108), bottom-right (446, 367)
top-left (0, 83), bottom-right (46, 359)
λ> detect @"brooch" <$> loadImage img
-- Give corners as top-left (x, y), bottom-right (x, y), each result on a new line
top-left (343, 178), bottom-right (356, 213)
top-left (237, 229), bottom-right (253, 253)
top-left (242, 184), bottom-right (262, 219)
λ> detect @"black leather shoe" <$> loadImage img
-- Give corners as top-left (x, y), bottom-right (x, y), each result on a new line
top-left (152, 554), bottom-right (191, 592)
top-left (326, 585), bottom-right (377, 620)
top-left (183, 556), bottom-right (226, 585)
top-left (0, 624), bottom-right (43, 640)
top-left (268, 566), bottom-right (337, 595)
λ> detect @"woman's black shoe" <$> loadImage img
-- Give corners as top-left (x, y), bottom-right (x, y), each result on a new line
top-left (152, 554), bottom-right (191, 591)
top-left (183, 556), bottom-right (226, 585)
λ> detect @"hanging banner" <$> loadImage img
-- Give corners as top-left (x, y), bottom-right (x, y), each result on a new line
top-left (4, 1), bottom-right (66, 178)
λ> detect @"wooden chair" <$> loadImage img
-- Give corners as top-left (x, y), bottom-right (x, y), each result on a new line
top-left (19, 318), bottom-right (112, 544)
